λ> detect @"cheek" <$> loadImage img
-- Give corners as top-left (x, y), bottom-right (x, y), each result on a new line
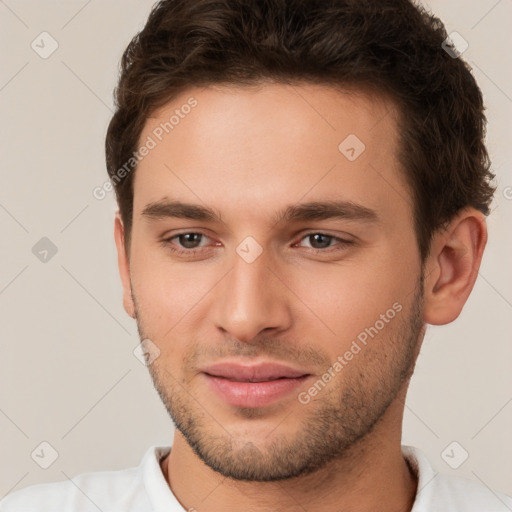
top-left (130, 245), bottom-right (223, 352)
top-left (287, 246), bottom-right (417, 353)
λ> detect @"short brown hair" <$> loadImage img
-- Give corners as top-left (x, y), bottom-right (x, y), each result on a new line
top-left (105, 0), bottom-right (495, 261)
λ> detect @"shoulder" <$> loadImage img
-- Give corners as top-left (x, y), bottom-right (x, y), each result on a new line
top-left (432, 472), bottom-right (512, 510)
top-left (0, 466), bottom-right (138, 512)
top-left (0, 446), bottom-right (170, 512)
top-left (403, 445), bottom-right (512, 511)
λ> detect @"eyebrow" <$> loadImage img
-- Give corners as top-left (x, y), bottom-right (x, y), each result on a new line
top-left (140, 199), bottom-right (379, 225)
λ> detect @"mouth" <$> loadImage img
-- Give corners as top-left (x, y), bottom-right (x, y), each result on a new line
top-left (205, 375), bottom-right (301, 382)
top-left (201, 361), bottom-right (312, 408)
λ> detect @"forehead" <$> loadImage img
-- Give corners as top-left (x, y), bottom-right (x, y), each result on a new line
top-left (133, 82), bottom-right (411, 228)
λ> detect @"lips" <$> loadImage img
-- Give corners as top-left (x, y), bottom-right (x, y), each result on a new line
top-left (202, 362), bottom-right (309, 381)
top-left (201, 361), bottom-right (312, 408)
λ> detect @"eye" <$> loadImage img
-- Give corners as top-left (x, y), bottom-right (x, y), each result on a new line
top-left (161, 231), bottom-right (354, 257)
top-left (295, 232), bottom-right (354, 252)
top-left (171, 232), bottom-right (208, 249)
top-left (162, 232), bottom-right (213, 254)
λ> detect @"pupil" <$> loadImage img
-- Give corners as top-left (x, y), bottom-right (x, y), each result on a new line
top-left (180, 233), bottom-right (201, 248)
top-left (311, 234), bottom-right (330, 249)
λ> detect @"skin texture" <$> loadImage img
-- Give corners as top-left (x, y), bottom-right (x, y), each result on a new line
top-left (114, 83), bottom-right (487, 511)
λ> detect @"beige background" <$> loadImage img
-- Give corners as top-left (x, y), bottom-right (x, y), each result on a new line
top-left (1, 0), bottom-right (511, 500)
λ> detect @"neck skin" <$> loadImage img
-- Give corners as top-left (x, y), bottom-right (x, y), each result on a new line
top-left (160, 384), bottom-right (417, 512)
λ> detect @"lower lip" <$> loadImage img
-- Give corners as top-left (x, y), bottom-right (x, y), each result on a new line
top-left (204, 373), bottom-right (310, 408)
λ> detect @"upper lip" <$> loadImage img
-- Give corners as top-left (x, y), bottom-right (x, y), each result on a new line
top-left (202, 362), bottom-right (310, 382)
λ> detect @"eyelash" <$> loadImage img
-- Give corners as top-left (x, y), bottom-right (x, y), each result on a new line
top-left (161, 231), bottom-right (354, 257)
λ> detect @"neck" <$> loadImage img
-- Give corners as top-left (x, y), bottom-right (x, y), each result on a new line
top-left (161, 394), bottom-right (417, 511)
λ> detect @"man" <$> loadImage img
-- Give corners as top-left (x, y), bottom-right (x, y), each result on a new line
top-left (1, 0), bottom-right (510, 510)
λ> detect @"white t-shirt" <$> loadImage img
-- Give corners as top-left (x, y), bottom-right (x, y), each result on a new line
top-left (1, 445), bottom-right (511, 511)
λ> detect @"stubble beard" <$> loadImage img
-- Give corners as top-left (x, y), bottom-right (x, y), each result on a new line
top-left (133, 276), bottom-right (425, 482)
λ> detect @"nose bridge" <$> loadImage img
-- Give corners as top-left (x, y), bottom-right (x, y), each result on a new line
top-left (212, 244), bottom-right (290, 342)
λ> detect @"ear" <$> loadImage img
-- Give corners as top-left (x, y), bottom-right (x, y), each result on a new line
top-left (423, 207), bottom-right (488, 325)
top-left (114, 212), bottom-right (135, 319)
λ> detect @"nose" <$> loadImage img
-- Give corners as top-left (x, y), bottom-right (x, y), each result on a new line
top-left (211, 246), bottom-right (292, 343)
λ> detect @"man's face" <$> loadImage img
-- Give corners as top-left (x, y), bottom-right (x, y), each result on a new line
top-left (121, 83), bottom-right (426, 481)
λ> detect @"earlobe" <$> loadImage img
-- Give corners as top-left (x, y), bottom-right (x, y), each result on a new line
top-left (422, 209), bottom-right (487, 326)
top-left (114, 212), bottom-right (136, 319)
